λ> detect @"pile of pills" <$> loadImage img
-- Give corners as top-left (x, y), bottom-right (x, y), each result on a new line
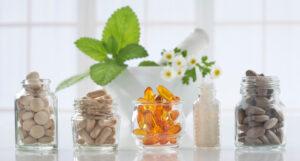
top-left (74, 89), bottom-right (118, 146)
top-left (236, 70), bottom-right (284, 146)
top-left (16, 72), bottom-right (56, 144)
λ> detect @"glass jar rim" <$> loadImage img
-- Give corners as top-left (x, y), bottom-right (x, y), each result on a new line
top-left (242, 75), bottom-right (279, 80)
top-left (241, 76), bottom-right (280, 87)
top-left (21, 79), bottom-right (51, 85)
top-left (132, 100), bottom-right (183, 106)
top-left (240, 76), bottom-right (280, 95)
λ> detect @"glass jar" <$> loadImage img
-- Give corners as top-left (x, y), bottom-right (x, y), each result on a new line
top-left (132, 101), bottom-right (185, 149)
top-left (235, 76), bottom-right (285, 149)
top-left (15, 79), bottom-right (58, 150)
top-left (193, 80), bottom-right (220, 148)
top-left (72, 98), bottom-right (120, 151)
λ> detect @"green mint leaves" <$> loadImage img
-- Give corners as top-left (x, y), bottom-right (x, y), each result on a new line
top-left (103, 36), bottom-right (119, 56)
top-left (90, 60), bottom-right (127, 86)
top-left (75, 38), bottom-right (107, 61)
top-left (117, 44), bottom-right (147, 63)
top-left (56, 6), bottom-right (147, 91)
top-left (103, 6), bottom-right (140, 51)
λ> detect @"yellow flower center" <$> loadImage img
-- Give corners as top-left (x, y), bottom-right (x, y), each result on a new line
top-left (166, 54), bottom-right (172, 60)
top-left (214, 69), bottom-right (221, 76)
top-left (190, 59), bottom-right (196, 64)
top-left (176, 61), bottom-right (182, 66)
top-left (165, 71), bottom-right (172, 77)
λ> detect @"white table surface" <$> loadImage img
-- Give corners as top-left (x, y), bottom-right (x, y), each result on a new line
top-left (0, 109), bottom-right (299, 161)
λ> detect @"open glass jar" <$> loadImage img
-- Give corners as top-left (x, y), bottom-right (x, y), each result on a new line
top-left (132, 101), bottom-right (184, 149)
top-left (15, 77), bottom-right (58, 151)
top-left (72, 92), bottom-right (120, 151)
top-left (235, 76), bottom-right (285, 149)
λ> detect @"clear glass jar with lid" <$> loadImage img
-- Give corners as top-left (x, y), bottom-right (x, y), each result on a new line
top-left (72, 89), bottom-right (120, 151)
top-left (15, 72), bottom-right (58, 150)
top-left (235, 74), bottom-right (285, 149)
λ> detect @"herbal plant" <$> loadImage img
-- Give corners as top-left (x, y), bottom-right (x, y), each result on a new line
top-left (140, 47), bottom-right (220, 85)
top-left (56, 6), bottom-right (148, 92)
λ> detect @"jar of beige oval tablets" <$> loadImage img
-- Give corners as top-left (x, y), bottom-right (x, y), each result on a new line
top-left (15, 72), bottom-right (58, 151)
top-left (72, 89), bottom-right (120, 151)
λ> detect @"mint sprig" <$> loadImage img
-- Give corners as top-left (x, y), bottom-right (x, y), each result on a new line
top-left (56, 6), bottom-right (148, 92)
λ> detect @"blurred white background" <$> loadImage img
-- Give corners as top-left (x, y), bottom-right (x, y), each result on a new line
top-left (0, 0), bottom-right (300, 110)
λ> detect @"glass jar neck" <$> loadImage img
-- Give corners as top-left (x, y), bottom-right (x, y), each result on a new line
top-left (240, 76), bottom-right (280, 96)
top-left (22, 79), bottom-right (51, 91)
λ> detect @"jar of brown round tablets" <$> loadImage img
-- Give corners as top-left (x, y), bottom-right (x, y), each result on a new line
top-left (15, 72), bottom-right (58, 151)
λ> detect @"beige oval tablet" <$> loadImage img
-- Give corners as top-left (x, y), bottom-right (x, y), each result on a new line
top-left (26, 71), bottom-right (40, 80)
top-left (19, 95), bottom-right (33, 106)
top-left (86, 119), bottom-right (96, 132)
top-left (23, 136), bottom-right (37, 144)
top-left (90, 126), bottom-right (102, 139)
top-left (29, 125), bottom-right (45, 139)
top-left (30, 98), bottom-right (45, 112)
top-left (22, 119), bottom-right (36, 131)
top-left (34, 111), bottom-right (49, 125)
top-left (21, 111), bottom-right (34, 120)
top-left (27, 79), bottom-right (42, 90)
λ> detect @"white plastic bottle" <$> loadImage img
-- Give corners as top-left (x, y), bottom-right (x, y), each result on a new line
top-left (193, 80), bottom-right (220, 148)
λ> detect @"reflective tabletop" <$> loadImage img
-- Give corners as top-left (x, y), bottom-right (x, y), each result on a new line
top-left (1, 110), bottom-right (299, 161)
top-left (3, 148), bottom-right (297, 161)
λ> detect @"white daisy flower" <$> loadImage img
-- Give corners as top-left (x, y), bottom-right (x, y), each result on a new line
top-left (187, 55), bottom-right (198, 68)
top-left (162, 50), bottom-right (175, 62)
top-left (172, 55), bottom-right (186, 69)
top-left (161, 67), bottom-right (176, 81)
top-left (176, 67), bottom-right (186, 77)
top-left (211, 66), bottom-right (222, 79)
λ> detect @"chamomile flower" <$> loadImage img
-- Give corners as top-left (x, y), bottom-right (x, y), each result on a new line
top-left (176, 67), bottom-right (186, 77)
top-left (172, 55), bottom-right (186, 69)
top-left (162, 50), bottom-right (174, 62)
top-left (161, 67), bottom-right (176, 81)
top-left (211, 66), bottom-right (222, 79)
top-left (187, 55), bottom-right (198, 68)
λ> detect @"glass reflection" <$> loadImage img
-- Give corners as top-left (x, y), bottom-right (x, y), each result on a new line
top-left (193, 148), bottom-right (220, 161)
top-left (235, 149), bottom-right (284, 161)
top-left (73, 150), bottom-right (117, 161)
top-left (15, 149), bottom-right (58, 161)
top-left (135, 150), bottom-right (181, 161)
